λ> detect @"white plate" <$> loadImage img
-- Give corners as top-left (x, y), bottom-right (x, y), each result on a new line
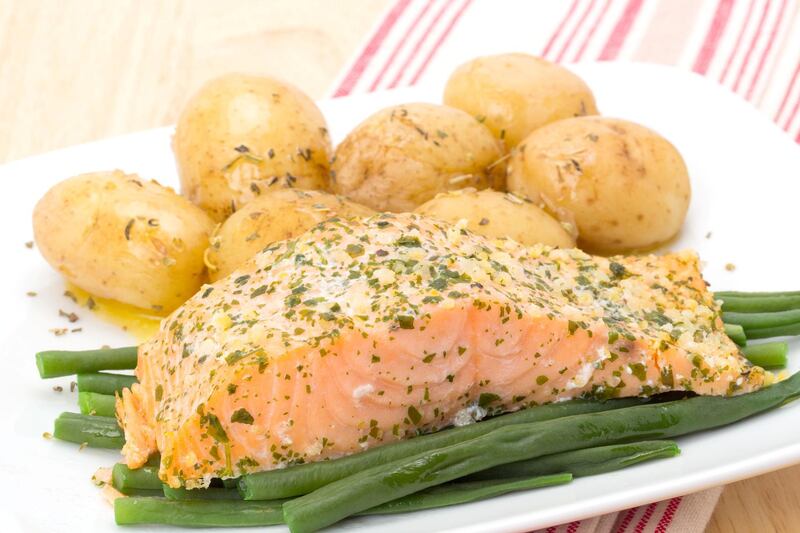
top-left (0, 62), bottom-right (798, 533)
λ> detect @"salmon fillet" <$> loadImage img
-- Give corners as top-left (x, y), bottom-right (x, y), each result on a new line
top-left (117, 213), bottom-right (764, 488)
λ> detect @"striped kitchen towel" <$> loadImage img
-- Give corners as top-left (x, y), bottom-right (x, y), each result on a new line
top-left (328, 1), bottom-right (800, 530)
top-left (331, 0), bottom-right (800, 143)
top-left (532, 487), bottom-right (723, 533)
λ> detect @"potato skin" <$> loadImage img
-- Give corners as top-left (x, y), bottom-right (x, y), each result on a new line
top-left (206, 189), bottom-right (374, 281)
top-left (174, 74), bottom-right (332, 221)
top-left (443, 53), bottom-right (598, 149)
top-left (507, 117), bottom-right (691, 253)
top-left (33, 171), bottom-right (214, 312)
top-left (415, 188), bottom-right (575, 248)
top-left (331, 103), bottom-right (505, 212)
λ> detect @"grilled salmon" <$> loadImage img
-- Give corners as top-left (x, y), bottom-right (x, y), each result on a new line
top-left (117, 213), bottom-right (764, 488)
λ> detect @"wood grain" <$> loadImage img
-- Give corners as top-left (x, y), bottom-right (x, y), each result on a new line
top-left (708, 463), bottom-right (800, 532)
top-left (0, 0), bottom-right (390, 163)
top-left (1, 1), bottom-right (798, 531)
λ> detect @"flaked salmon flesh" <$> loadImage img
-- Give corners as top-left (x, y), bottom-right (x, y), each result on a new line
top-left (117, 213), bottom-right (765, 488)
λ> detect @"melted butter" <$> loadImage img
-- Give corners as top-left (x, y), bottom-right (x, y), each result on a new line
top-left (65, 283), bottom-right (167, 342)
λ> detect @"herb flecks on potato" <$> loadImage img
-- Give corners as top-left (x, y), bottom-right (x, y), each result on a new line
top-left (444, 53), bottom-right (598, 149)
top-left (174, 74), bottom-right (333, 221)
top-left (507, 117), bottom-right (691, 253)
top-left (33, 170), bottom-right (214, 312)
top-left (206, 189), bottom-right (373, 281)
top-left (415, 188), bottom-right (575, 248)
top-left (331, 103), bottom-right (505, 212)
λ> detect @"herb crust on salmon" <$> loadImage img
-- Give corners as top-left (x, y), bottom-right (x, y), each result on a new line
top-left (116, 213), bottom-right (764, 488)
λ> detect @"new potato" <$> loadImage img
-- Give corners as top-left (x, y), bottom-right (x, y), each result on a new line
top-left (444, 53), bottom-right (598, 149)
top-left (507, 117), bottom-right (691, 253)
top-left (331, 103), bottom-right (505, 212)
top-left (415, 188), bottom-right (575, 248)
top-left (174, 74), bottom-right (332, 221)
top-left (206, 189), bottom-right (374, 281)
top-left (33, 171), bottom-right (215, 312)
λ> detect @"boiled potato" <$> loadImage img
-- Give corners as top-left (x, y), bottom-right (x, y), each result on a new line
top-left (443, 53), bottom-right (598, 149)
top-left (33, 170), bottom-right (214, 312)
top-left (206, 189), bottom-right (374, 281)
top-left (331, 103), bottom-right (505, 212)
top-left (174, 74), bottom-right (332, 221)
top-left (507, 117), bottom-right (690, 253)
top-left (415, 188), bottom-right (575, 248)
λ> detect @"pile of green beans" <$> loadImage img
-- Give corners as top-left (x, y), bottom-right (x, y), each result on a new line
top-left (464, 440), bottom-right (680, 481)
top-left (114, 440), bottom-right (679, 525)
top-left (239, 397), bottom-right (647, 500)
top-left (33, 290), bottom-right (799, 531)
top-left (717, 291), bottom-right (800, 313)
top-left (283, 370), bottom-right (800, 533)
top-left (35, 347), bottom-right (138, 448)
top-left (114, 440), bottom-right (678, 499)
top-left (719, 290), bottom-right (800, 343)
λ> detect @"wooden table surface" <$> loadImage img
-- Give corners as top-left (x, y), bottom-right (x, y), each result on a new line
top-left (1, 1), bottom-right (798, 531)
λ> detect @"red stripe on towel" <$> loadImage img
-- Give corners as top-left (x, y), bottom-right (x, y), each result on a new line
top-left (542, 0), bottom-right (582, 58)
top-left (719, 0), bottom-right (757, 83)
top-left (369, 0), bottom-right (435, 91)
top-left (573, 0), bottom-right (613, 61)
top-left (410, 0), bottom-right (473, 84)
top-left (731, 0), bottom-right (772, 93)
top-left (692, 0), bottom-right (735, 74)
top-left (555, 0), bottom-right (597, 63)
top-left (333, 0), bottom-right (412, 96)
top-left (744, 0), bottom-right (788, 100)
top-left (388, 0), bottom-right (454, 88)
top-left (598, 0), bottom-right (645, 60)
top-left (654, 497), bottom-right (684, 533)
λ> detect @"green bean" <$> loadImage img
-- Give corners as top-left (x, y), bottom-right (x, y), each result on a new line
top-left (221, 478), bottom-right (240, 489)
top-left (116, 477), bottom-right (571, 526)
top-left (717, 291), bottom-right (800, 313)
top-left (113, 462), bottom-right (241, 497)
top-left (78, 392), bottom-right (117, 417)
top-left (163, 485), bottom-right (242, 500)
top-left (115, 497), bottom-right (286, 527)
top-left (723, 310), bottom-right (800, 331)
top-left (36, 346), bottom-right (138, 378)
top-left (362, 441), bottom-right (677, 515)
top-left (112, 442), bottom-right (677, 525)
top-left (717, 291), bottom-right (800, 298)
top-left (76, 372), bottom-right (136, 395)
top-left (341, 441), bottom-right (673, 515)
top-left (360, 473), bottom-right (572, 516)
top-left (52, 412), bottom-right (124, 449)
top-left (240, 397), bottom-right (647, 500)
top-left (282, 371), bottom-right (800, 533)
top-left (742, 342), bottom-right (788, 369)
top-left (113, 464), bottom-right (163, 493)
top-left (744, 323), bottom-right (800, 340)
top-left (465, 440), bottom-right (679, 481)
top-left (724, 323), bottom-right (747, 346)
